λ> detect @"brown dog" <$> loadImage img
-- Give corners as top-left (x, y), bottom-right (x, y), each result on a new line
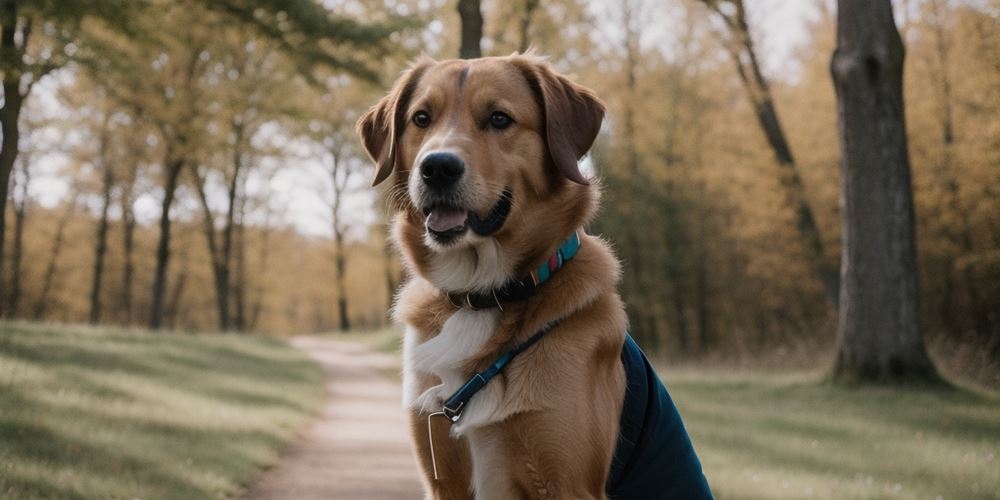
top-left (358, 54), bottom-right (629, 499)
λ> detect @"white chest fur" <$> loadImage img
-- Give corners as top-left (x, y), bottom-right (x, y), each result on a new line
top-left (402, 307), bottom-right (505, 435)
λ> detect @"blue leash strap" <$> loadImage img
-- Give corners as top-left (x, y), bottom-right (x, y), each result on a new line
top-left (441, 320), bottom-right (560, 422)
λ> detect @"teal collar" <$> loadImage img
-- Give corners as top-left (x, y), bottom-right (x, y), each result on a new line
top-left (445, 231), bottom-right (582, 310)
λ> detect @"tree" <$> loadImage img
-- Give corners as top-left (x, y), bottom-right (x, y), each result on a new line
top-left (0, 0), bottom-right (135, 316)
top-left (458, 0), bottom-right (483, 58)
top-left (324, 128), bottom-right (357, 332)
top-left (830, 0), bottom-right (937, 382)
top-left (87, 99), bottom-right (114, 324)
top-left (698, 0), bottom-right (839, 308)
top-left (5, 150), bottom-right (28, 315)
top-left (33, 184), bottom-right (80, 320)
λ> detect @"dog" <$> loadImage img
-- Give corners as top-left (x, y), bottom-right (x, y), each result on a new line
top-left (357, 53), bottom-right (712, 500)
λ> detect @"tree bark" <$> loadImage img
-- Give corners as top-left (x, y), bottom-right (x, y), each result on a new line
top-left (192, 164), bottom-right (231, 331)
top-left (329, 149), bottom-right (351, 332)
top-left (88, 112), bottom-right (114, 324)
top-left (830, 0), bottom-right (937, 382)
top-left (119, 164), bottom-right (138, 324)
top-left (457, 0), bottom-right (483, 59)
top-left (149, 156), bottom-right (184, 329)
top-left (232, 189), bottom-right (248, 332)
top-left (0, 2), bottom-right (27, 317)
top-left (6, 155), bottom-right (29, 316)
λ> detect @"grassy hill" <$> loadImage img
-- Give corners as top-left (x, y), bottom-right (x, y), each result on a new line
top-left (667, 371), bottom-right (1000, 499)
top-left (0, 322), bottom-right (324, 500)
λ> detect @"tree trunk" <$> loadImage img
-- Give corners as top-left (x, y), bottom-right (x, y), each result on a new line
top-left (88, 114), bottom-right (114, 324)
top-left (329, 150), bottom-right (351, 332)
top-left (6, 156), bottom-right (29, 316)
top-left (457, 0), bottom-right (483, 58)
top-left (232, 183), bottom-right (248, 332)
top-left (702, 0), bottom-right (838, 308)
top-left (830, 0), bottom-right (937, 383)
top-left (33, 189), bottom-right (78, 320)
top-left (119, 168), bottom-right (137, 324)
top-left (334, 230), bottom-right (350, 331)
top-left (0, 2), bottom-right (26, 317)
top-left (192, 164), bottom-right (231, 331)
top-left (167, 261), bottom-right (188, 330)
top-left (149, 156), bottom-right (184, 329)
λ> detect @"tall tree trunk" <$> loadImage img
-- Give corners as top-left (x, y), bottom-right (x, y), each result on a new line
top-left (119, 167), bottom-right (137, 324)
top-left (329, 150), bottom-right (351, 332)
top-left (149, 156), bottom-right (184, 329)
top-left (6, 157), bottom-right (28, 316)
top-left (0, 8), bottom-right (27, 317)
top-left (88, 113), bottom-right (114, 324)
top-left (702, 0), bottom-right (838, 308)
top-left (33, 189), bottom-right (78, 320)
top-left (830, 0), bottom-right (937, 382)
top-left (457, 0), bottom-right (483, 58)
top-left (167, 260), bottom-right (188, 330)
top-left (333, 228), bottom-right (350, 331)
top-left (192, 164), bottom-right (231, 331)
top-left (232, 182), bottom-right (248, 332)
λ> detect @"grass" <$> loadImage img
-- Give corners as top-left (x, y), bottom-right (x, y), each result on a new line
top-left (664, 370), bottom-right (1000, 500)
top-left (317, 327), bottom-right (1000, 498)
top-left (0, 321), bottom-right (324, 500)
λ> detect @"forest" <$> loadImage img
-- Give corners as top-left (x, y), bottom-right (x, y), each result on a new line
top-left (0, 0), bottom-right (997, 384)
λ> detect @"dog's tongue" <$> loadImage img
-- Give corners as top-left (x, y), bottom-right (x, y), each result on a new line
top-left (426, 208), bottom-right (468, 232)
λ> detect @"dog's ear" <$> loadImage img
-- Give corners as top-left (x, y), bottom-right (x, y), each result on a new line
top-left (357, 58), bottom-right (433, 186)
top-left (516, 58), bottom-right (605, 185)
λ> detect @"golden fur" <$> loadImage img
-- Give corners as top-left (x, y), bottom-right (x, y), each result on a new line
top-left (358, 54), bottom-right (627, 499)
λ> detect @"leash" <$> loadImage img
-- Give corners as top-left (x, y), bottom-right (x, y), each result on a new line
top-left (426, 231), bottom-right (581, 479)
top-left (426, 319), bottom-right (561, 480)
top-left (446, 231), bottom-right (581, 310)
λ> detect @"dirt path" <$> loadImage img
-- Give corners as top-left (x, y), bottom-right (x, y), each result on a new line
top-left (242, 336), bottom-right (422, 500)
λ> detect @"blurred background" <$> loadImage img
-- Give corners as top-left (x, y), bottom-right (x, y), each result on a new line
top-left (1, 1), bottom-right (999, 499)
top-left (3, 0), bottom-right (996, 382)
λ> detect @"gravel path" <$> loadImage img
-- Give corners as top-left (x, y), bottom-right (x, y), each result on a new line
top-left (241, 336), bottom-right (422, 500)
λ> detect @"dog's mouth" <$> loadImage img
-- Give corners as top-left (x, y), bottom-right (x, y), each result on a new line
top-left (422, 189), bottom-right (513, 244)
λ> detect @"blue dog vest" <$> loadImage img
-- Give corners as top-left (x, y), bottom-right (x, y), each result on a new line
top-left (606, 335), bottom-right (714, 499)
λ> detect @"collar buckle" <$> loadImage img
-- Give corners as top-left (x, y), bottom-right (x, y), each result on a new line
top-left (442, 401), bottom-right (465, 422)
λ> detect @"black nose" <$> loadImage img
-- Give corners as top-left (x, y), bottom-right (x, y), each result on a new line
top-left (420, 152), bottom-right (465, 189)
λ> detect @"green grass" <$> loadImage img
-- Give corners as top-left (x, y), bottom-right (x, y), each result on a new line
top-left (665, 371), bottom-right (1000, 500)
top-left (0, 322), bottom-right (324, 500)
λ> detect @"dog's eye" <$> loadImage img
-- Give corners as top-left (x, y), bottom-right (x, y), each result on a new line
top-left (489, 111), bottom-right (513, 130)
top-left (412, 111), bottom-right (431, 128)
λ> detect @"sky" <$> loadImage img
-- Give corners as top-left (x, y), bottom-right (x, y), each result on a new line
top-left (25, 1), bottom-right (820, 240)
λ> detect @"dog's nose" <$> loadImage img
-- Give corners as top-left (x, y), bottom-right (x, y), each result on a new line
top-left (420, 152), bottom-right (465, 190)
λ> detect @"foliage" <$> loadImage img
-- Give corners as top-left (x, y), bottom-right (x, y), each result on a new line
top-left (0, 321), bottom-right (324, 499)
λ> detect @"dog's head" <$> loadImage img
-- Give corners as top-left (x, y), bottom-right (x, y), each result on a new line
top-left (358, 54), bottom-right (604, 291)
